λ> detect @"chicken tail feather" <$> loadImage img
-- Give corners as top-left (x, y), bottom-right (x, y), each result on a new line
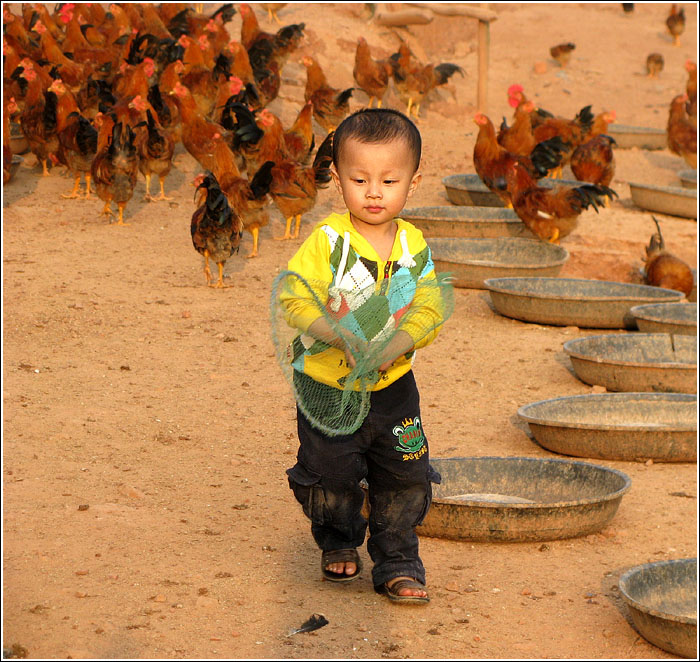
top-left (313, 131), bottom-right (334, 187)
top-left (434, 63), bottom-right (465, 85)
top-left (529, 136), bottom-right (567, 176)
top-left (572, 183), bottom-right (617, 213)
top-left (574, 105), bottom-right (594, 134)
top-left (335, 88), bottom-right (355, 106)
top-left (249, 161), bottom-right (275, 200)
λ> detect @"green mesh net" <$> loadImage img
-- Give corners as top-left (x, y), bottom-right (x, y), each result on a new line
top-left (270, 269), bottom-right (454, 435)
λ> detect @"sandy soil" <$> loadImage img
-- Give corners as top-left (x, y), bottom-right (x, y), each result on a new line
top-left (3, 2), bottom-right (698, 659)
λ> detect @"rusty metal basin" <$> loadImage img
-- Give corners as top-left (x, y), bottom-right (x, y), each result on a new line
top-left (563, 333), bottom-right (697, 393)
top-left (484, 277), bottom-right (684, 328)
top-left (630, 302), bottom-right (697, 335)
top-left (400, 206), bottom-right (534, 238)
top-left (430, 239), bottom-right (568, 289)
top-left (629, 182), bottom-right (697, 219)
top-left (416, 456), bottom-right (631, 542)
top-left (619, 558), bottom-right (697, 659)
top-left (5, 155), bottom-right (22, 183)
top-left (679, 169), bottom-right (697, 189)
top-left (518, 393), bottom-right (697, 462)
top-left (9, 122), bottom-right (29, 155)
top-left (442, 174), bottom-right (581, 207)
top-left (606, 123), bottom-right (667, 150)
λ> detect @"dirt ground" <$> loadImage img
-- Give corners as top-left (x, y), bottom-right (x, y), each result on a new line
top-left (3, 2), bottom-right (698, 659)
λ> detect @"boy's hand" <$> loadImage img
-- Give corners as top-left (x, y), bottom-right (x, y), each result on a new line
top-left (375, 331), bottom-right (414, 372)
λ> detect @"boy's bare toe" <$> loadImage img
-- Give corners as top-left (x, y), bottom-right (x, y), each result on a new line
top-left (387, 576), bottom-right (427, 597)
top-left (326, 561), bottom-right (356, 575)
top-left (322, 550), bottom-right (362, 581)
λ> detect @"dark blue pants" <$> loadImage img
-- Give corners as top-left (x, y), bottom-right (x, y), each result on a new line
top-left (286, 371), bottom-right (441, 588)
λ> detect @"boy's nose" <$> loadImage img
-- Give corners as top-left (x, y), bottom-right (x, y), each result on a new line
top-left (366, 185), bottom-right (382, 199)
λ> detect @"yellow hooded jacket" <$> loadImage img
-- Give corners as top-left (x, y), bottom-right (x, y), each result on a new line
top-left (281, 211), bottom-right (447, 391)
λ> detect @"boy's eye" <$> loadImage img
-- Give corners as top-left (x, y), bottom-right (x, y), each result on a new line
top-left (384, 180), bottom-right (396, 184)
top-left (352, 178), bottom-right (365, 184)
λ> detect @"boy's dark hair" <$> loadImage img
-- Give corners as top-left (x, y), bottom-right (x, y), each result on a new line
top-left (332, 108), bottom-right (422, 172)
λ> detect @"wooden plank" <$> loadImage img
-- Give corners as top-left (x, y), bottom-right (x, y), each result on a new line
top-left (477, 18), bottom-right (489, 112)
top-left (374, 6), bottom-right (433, 26)
top-left (406, 2), bottom-right (498, 22)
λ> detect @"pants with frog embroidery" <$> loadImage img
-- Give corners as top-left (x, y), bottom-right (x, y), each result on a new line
top-left (286, 370), bottom-right (441, 588)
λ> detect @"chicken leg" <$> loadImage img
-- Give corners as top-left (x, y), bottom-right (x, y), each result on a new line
top-left (247, 227), bottom-right (260, 258)
top-left (116, 202), bottom-right (129, 226)
top-left (548, 227), bottom-right (560, 244)
top-left (101, 200), bottom-right (115, 220)
top-left (293, 214), bottom-right (303, 239)
top-left (153, 175), bottom-right (173, 201)
top-left (143, 172), bottom-right (153, 201)
top-left (267, 7), bottom-right (283, 24)
top-left (211, 262), bottom-right (231, 288)
top-left (202, 251), bottom-right (213, 285)
top-left (275, 216), bottom-right (295, 241)
top-left (276, 214), bottom-right (303, 241)
top-left (144, 173), bottom-right (172, 202)
top-left (61, 174), bottom-right (82, 199)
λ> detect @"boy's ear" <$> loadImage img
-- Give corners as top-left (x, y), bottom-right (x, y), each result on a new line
top-left (407, 171), bottom-right (422, 197)
top-left (330, 164), bottom-right (342, 192)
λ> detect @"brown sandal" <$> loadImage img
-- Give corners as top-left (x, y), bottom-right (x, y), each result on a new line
top-left (377, 578), bottom-right (430, 604)
top-left (321, 549), bottom-right (362, 582)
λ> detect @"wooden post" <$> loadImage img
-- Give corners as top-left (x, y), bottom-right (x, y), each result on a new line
top-left (404, 2), bottom-right (497, 113)
top-left (477, 19), bottom-right (490, 113)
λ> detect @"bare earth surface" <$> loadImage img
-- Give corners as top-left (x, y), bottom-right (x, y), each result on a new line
top-left (3, 3), bottom-right (698, 659)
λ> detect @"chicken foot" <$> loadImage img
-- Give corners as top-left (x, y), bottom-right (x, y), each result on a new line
top-left (202, 252), bottom-right (213, 285)
top-left (153, 175), bottom-right (173, 201)
top-left (275, 214), bottom-right (302, 241)
top-left (268, 7), bottom-right (283, 24)
top-left (61, 174), bottom-right (83, 199)
top-left (100, 200), bottom-right (115, 221)
top-left (144, 173), bottom-right (173, 202)
top-left (247, 227), bottom-right (260, 258)
top-left (115, 202), bottom-right (129, 226)
top-left (210, 262), bottom-right (231, 289)
top-left (61, 174), bottom-right (91, 199)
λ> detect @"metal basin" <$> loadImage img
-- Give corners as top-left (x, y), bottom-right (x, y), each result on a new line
top-left (629, 182), bottom-right (697, 219)
top-left (417, 456), bottom-right (631, 542)
top-left (430, 239), bottom-right (568, 289)
top-left (679, 169), bottom-right (697, 189)
top-left (400, 206), bottom-right (534, 238)
top-left (5, 155), bottom-right (22, 183)
top-left (606, 123), bottom-right (667, 150)
top-left (518, 393), bottom-right (697, 462)
top-left (630, 302), bottom-right (697, 335)
top-left (442, 174), bottom-right (581, 207)
top-left (563, 333), bottom-right (697, 393)
top-left (9, 122), bottom-right (29, 155)
top-left (619, 558), bottom-right (697, 658)
top-left (484, 277), bottom-right (684, 328)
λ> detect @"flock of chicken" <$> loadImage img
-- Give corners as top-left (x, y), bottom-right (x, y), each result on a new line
top-left (2, 3), bottom-right (696, 294)
top-left (2, 2), bottom-right (467, 288)
top-left (465, 3), bottom-right (696, 297)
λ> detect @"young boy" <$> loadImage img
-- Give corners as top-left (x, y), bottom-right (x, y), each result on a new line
top-left (277, 108), bottom-right (451, 604)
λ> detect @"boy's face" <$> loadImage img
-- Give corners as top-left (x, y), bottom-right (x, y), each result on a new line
top-left (331, 137), bottom-right (421, 232)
